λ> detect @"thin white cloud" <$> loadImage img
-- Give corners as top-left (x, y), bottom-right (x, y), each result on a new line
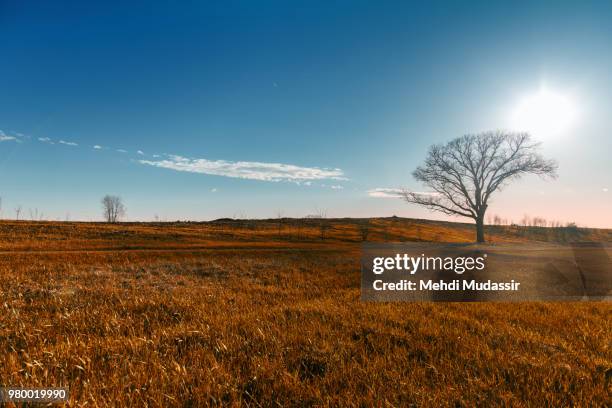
top-left (330, 185), bottom-right (344, 190)
top-left (93, 145), bottom-right (102, 150)
top-left (59, 140), bottom-right (78, 146)
top-left (211, 188), bottom-right (218, 193)
top-left (139, 154), bottom-right (346, 183)
top-left (9, 132), bottom-right (74, 146)
top-left (367, 188), bottom-right (404, 198)
top-left (604, 187), bottom-right (609, 192)
top-left (117, 149), bottom-right (127, 153)
top-left (137, 150), bottom-right (144, 155)
top-left (0, 135), bottom-right (17, 142)
top-left (0, 130), bottom-right (18, 142)
top-left (368, 188), bottom-right (440, 198)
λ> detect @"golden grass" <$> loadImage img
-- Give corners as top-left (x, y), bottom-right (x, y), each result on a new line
top-left (0, 219), bottom-right (610, 406)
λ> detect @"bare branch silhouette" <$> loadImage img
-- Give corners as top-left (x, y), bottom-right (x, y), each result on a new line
top-left (101, 195), bottom-right (126, 223)
top-left (403, 131), bottom-right (557, 242)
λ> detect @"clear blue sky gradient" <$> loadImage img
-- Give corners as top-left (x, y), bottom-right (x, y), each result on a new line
top-left (1, 1), bottom-right (611, 225)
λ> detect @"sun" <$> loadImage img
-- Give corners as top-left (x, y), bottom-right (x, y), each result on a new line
top-left (510, 87), bottom-right (578, 138)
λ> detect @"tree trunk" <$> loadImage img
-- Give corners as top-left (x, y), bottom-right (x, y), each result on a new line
top-left (476, 215), bottom-right (485, 243)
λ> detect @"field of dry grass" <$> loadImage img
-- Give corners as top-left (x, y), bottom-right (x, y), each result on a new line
top-left (0, 218), bottom-right (610, 406)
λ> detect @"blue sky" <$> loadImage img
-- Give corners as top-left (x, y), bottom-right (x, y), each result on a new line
top-left (1, 1), bottom-right (611, 226)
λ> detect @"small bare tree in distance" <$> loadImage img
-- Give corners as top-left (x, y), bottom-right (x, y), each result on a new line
top-left (101, 195), bottom-right (126, 223)
top-left (402, 131), bottom-right (557, 243)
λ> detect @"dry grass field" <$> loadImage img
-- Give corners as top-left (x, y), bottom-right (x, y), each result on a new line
top-left (0, 218), bottom-right (610, 406)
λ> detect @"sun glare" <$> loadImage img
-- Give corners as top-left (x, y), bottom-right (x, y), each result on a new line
top-left (511, 87), bottom-right (578, 138)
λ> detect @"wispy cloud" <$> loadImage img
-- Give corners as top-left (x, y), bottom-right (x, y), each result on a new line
top-left (0, 130), bottom-right (19, 142)
top-left (368, 188), bottom-right (440, 198)
top-left (58, 140), bottom-right (78, 146)
top-left (3, 128), bottom-right (347, 186)
top-left (139, 154), bottom-right (346, 182)
top-left (36, 136), bottom-right (76, 146)
top-left (367, 188), bottom-right (404, 198)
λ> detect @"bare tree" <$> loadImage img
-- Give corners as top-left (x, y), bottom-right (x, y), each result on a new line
top-left (311, 208), bottom-right (330, 240)
top-left (29, 208), bottom-right (41, 221)
top-left (402, 131), bottom-right (557, 243)
top-left (521, 214), bottom-right (531, 227)
top-left (101, 195), bottom-right (126, 223)
top-left (14, 205), bottom-right (22, 221)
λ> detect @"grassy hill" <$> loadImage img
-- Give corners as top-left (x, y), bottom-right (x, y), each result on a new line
top-left (0, 217), bottom-right (610, 252)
